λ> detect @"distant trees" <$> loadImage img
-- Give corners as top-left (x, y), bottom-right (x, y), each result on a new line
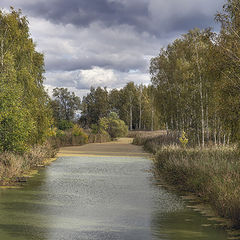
top-left (80, 83), bottom-right (159, 131)
top-left (51, 88), bottom-right (81, 129)
top-left (80, 87), bottom-right (109, 126)
top-left (0, 8), bottom-right (52, 152)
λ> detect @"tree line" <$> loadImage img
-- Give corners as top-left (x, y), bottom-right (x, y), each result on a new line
top-left (0, 8), bottom-right (52, 153)
top-left (150, 0), bottom-right (240, 146)
top-left (50, 83), bottom-right (159, 132)
top-left (79, 83), bottom-right (159, 131)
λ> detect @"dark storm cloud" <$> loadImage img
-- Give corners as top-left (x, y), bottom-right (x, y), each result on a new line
top-left (45, 52), bottom-right (146, 72)
top-left (21, 0), bottom-right (149, 32)
top-left (9, 0), bottom-right (225, 36)
top-left (168, 13), bottom-right (212, 32)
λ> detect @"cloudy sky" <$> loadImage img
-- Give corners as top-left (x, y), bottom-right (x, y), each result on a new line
top-left (2, 0), bottom-right (225, 98)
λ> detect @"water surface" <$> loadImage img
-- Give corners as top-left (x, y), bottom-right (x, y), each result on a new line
top-left (0, 155), bottom-right (228, 240)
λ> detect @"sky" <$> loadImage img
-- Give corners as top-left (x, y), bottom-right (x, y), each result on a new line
top-left (2, 0), bottom-right (225, 98)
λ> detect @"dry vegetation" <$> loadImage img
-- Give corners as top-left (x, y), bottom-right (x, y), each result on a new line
top-left (0, 142), bottom-right (57, 185)
top-left (133, 131), bottom-right (240, 227)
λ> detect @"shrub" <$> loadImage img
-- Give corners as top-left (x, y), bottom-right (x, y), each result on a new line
top-left (56, 129), bottom-right (66, 137)
top-left (72, 125), bottom-right (88, 144)
top-left (98, 112), bottom-right (128, 139)
top-left (57, 120), bottom-right (74, 130)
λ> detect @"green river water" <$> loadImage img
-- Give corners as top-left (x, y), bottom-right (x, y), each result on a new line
top-left (0, 156), bottom-right (231, 239)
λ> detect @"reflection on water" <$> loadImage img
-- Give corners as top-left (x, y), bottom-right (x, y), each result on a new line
top-left (0, 156), bottom-right (228, 240)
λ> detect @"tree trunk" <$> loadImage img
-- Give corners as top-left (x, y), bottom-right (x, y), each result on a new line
top-left (1, 39), bottom-right (4, 67)
top-left (227, 133), bottom-right (230, 145)
top-left (151, 108), bottom-right (154, 131)
top-left (206, 94), bottom-right (209, 142)
top-left (214, 113), bottom-right (217, 146)
top-left (166, 122), bottom-right (169, 135)
top-left (139, 86), bottom-right (142, 130)
top-left (195, 42), bottom-right (205, 148)
top-left (129, 95), bottom-right (133, 131)
top-left (197, 132), bottom-right (201, 147)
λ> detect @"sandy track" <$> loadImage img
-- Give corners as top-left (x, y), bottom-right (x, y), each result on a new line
top-left (57, 138), bottom-right (150, 157)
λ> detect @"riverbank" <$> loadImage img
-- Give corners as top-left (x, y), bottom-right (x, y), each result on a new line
top-left (0, 132), bottom-right (125, 187)
top-left (0, 142), bottom-right (57, 187)
top-left (133, 132), bottom-right (240, 228)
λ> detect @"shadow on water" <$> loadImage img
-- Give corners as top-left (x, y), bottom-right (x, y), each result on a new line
top-left (0, 156), bottom-right (231, 240)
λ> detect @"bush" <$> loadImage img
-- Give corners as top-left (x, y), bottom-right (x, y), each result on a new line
top-left (108, 119), bottom-right (128, 138)
top-left (57, 120), bottom-right (74, 130)
top-left (98, 112), bottom-right (128, 139)
top-left (56, 129), bottom-right (66, 137)
top-left (49, 126), bottom-right (88, 148)
top-left (72, 125), bottom-right (88, 144)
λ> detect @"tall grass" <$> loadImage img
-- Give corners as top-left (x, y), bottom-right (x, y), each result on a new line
top-left (133, 132), bottom-right (240, 227)
top-left (0, 142), bottom-right (57, 185)
top-left (88, 132), bottom-right (111, 143)
top-left (133, 131), bottom-right (178, 153)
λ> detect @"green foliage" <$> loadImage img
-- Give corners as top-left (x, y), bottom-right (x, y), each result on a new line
top-left (80, 83), bottom-right (159, 131)
top-left (0, 8), bottom-right (52, 152)
top-left (47, 127), bottom-right (57, 137)
top-left (52, 87), bottom-right (81, 123)
top-left (56, 129), bottom-right (66, 137)
top-left (150, 28), bottom-right (224, 146)
top-left (149, 0), bottom-right (240, 146)
top-left (98, 113), bottom-right (128, 139)
top-left (214, 0), bottom-right (240, 143)
top-left (0, 53), bottom-right (35, 153)
top-left (72, 124), bottom-right (88, 143)
top-left (57, 120), bottom-right (74, 131)
top-left (80, 87), bottom-right (109, 127)
top-left (179, 131), bottom-right (188, 147)
top-left (90, 124), bottom-right (101, 134)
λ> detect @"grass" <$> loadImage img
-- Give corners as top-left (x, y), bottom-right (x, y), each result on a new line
top-left (133, 131), bottom-right (240, 227)
top-left (133, 131), bottom-right (178, 153)
top-left (0, 141), bottom-right (57, 186)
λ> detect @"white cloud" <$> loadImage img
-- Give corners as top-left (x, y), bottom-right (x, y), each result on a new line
top-left (78, 67), bottom-right (117, 88)
top-left (45, 66), bottom-right (150, 98)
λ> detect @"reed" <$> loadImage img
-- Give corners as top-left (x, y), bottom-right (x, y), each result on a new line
top-left (134, 132), bottom-right (240, 227)
top-left (0, 141), bottom-right (57, 185)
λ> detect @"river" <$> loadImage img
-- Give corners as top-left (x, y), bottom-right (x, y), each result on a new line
top-left (0, 139), bottom-right (229, 239)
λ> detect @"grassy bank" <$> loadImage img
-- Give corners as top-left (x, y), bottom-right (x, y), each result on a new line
top-left (0, 128), bottom-right (113, 186)
top-left (0, 142), bottom-right (57, 186)
top-left (133, 132), bottom-right (240, 227)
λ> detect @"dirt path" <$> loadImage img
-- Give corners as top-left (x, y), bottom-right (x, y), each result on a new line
top-left (57, 138), bottom-right (150, 157)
